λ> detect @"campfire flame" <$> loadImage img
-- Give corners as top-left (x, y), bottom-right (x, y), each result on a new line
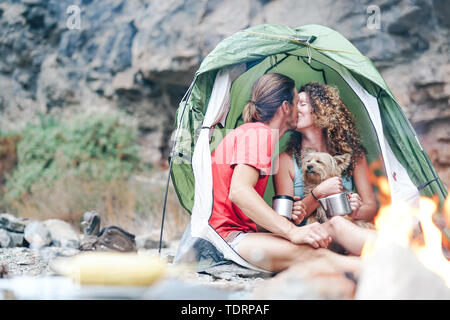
top-left (361, 174), bottom-right (450, 287)
top-left (412, 197), bottom-right (450, 286)
top-left (444, 193), bottom-right (450, 228)
top-left (377, 177), bottom-right (391, 199)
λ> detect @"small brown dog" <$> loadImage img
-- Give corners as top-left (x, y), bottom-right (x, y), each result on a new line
top-left (301, 148), bottom-right (374, 229)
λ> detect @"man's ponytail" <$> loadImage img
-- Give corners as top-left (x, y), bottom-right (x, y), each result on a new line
top-left (242, 101), bottom-right (261, 123)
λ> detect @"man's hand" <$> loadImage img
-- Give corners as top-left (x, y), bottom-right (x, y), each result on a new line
top-left (287, 222), bottom-right (332, 249)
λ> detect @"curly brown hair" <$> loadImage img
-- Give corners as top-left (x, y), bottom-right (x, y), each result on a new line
top-left (286, 82), bottom-right (365, 176)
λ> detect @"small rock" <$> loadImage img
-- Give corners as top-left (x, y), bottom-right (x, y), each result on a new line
top-left (0, 229), bottom-right (25, 248)
top-left (43, 219), bottom-right (80, 248)
top-left (39, 246), bottom-right (80, 264)
top-left (0, 229), bottom-right (11, 248)
top-left (0, 213), bottom-right (26, 233)
top-left (24, 221), bottom-right (52, 249)
top-left (16, 255), bottom-right (35, 265)
top-left (200, 262), bottom-right (270, 281)
top-left (7, 231), bottom-right (25, 247)
top-left (136, 233), bottom-right (168, 250)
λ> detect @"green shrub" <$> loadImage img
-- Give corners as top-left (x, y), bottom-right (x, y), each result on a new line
top-left (4, 111), bottom-right (141, 202)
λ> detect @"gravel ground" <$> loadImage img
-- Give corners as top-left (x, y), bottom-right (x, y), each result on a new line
top-left (0, 247), bottom-right (80, 277)
top-left (0, 242), bottom-right (267, 300)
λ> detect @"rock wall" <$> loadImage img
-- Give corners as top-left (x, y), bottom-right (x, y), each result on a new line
top-left (0, 0), bottom-right (448, 186)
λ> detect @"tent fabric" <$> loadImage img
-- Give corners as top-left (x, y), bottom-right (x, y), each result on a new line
top-left (170, 24), bottom-right (447, 271)
top-left (189, 64), bottom-right (265, 271)
top-left (336, 66), bottom-right (419, 204)
top-left (198, 24), bottom-right (395, 100)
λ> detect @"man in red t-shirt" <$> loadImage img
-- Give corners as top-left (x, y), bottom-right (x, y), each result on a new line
top-left (209, 121), bottom-right (275, 240)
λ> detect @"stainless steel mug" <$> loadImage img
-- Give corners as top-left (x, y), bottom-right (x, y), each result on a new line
top-left (318, 193), bottom-right (352, 217)
top-left (272, 195), bottom-right (294, 220)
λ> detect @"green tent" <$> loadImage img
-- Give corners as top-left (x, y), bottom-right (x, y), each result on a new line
top-left (164, 24), bottom-right (447, 269)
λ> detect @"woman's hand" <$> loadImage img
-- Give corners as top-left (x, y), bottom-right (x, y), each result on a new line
top-left (292, 196), bottom-right (307, 225)
top-left (287, 222), bottom-right (332, 249)
top-left (313, 176), bottom-right (343, 198)
top-left (348, 193), bottom-right (363, 219)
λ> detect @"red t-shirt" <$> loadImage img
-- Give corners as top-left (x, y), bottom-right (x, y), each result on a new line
top-left (208, 122), bottom-right (275, 240)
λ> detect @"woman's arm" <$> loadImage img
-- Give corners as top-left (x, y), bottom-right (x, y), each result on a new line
top-left (273, 152), bottom-right (312, 223)
top-left (273, 152), bottom-right (295, 197)
top-left (349, 154), bottom-right (378, 221)
top-left (273, 152), bottom-right (342, 218)
top-left (256, 153), bottom-right (294, 232)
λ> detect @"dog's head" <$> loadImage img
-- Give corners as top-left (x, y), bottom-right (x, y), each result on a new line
top-left (301, 148), bottom-right (351, 185)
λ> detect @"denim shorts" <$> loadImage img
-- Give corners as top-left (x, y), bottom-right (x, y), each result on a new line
top-left (226, 231), bottom-right (249, 253)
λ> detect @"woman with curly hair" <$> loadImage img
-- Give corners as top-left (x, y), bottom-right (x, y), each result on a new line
top-left (274, 82), bottom-right (378, 256)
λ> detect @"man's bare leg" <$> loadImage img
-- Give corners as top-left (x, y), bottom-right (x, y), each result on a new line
top-left (236, 232), bottom-right (361, 274)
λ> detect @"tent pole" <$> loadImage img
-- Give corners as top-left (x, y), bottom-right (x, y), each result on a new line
top-left (158, 74), bottom-right (198, 254)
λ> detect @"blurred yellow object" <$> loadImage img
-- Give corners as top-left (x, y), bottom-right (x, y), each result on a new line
top-left (59, 252), bottom-right (166, 286)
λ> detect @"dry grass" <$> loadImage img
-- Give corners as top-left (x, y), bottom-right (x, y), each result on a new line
top-left (0, 135), bottom-right (20, 187)
top-left (4, 168), bottom-right (190, 241)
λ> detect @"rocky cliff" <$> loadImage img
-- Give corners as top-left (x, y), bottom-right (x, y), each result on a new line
top-left (0, 0), bottom-right (448, 186)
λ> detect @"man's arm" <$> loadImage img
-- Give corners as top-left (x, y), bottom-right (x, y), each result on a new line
top-left (229, 164), bottom-right (331, 248)
top-left (229, 164), bottom-right (297, 240)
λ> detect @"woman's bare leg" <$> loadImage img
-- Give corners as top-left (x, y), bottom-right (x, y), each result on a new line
top-left (236, 232), bottom-right (361, 274)
top-left (322, 216), bottom-right (377, 256)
